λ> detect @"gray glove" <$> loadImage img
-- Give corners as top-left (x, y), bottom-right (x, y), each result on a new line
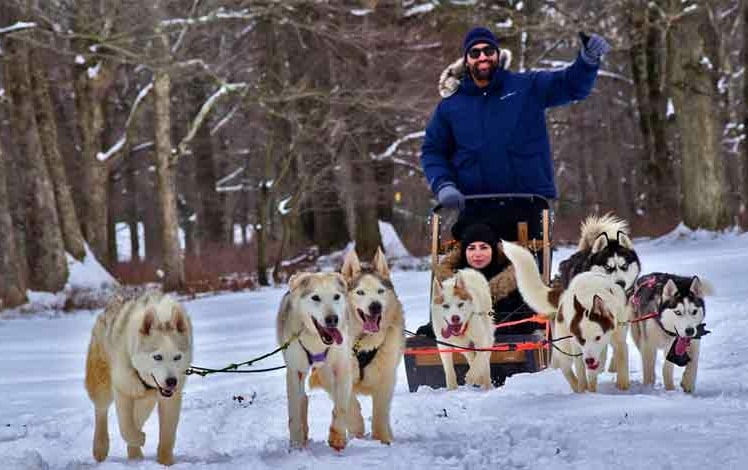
top-left (579, 32), bottom-right (611, 65)
top-left (437, 184), bottom-right (465, 211)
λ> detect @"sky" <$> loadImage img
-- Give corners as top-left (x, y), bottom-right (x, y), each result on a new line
top-left (1, 223), bottom-right (748, 469)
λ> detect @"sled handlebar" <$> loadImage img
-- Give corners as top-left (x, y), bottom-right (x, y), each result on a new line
top-left (431, 193), bottom-right (551, 215)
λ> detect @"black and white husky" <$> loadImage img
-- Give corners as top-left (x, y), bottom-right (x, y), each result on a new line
top-left (629, 273), bottom-right (712, 393)
top-left (558, 214), bottom-right (641, 291)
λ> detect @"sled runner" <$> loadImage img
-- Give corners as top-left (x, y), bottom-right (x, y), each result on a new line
top-left (404, 194), bottom-right (552, 392)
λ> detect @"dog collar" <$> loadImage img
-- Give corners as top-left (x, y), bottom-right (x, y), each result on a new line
top-left (136, 371), bottom-right (157, 391)
top-left (299, 339), bottom-right (329, 365)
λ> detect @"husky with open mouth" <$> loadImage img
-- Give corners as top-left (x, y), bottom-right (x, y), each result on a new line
top-left (85, 291), bottom-right (193, 466)
top-left (310, 247), bottom-right (404, 444)
top-left (503, 241), bottom-right (630, 393)
top-left (629, 273), bottom-right (712, 393)
top-left (431, 268), bottom-right (494, 390)
top-left (276, 271), bottom-right (351, 451)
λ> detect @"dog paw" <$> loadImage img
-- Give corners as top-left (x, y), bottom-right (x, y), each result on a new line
top-left (328, 426), bottom-right (347, 451)
top-left (127, 446), bottom-right (144, 460)
top-left (92, 439), bottom-right (109, 462)
top-left (157, 446), bottom-right (175, 466)
top-left (681, 380), bottom-right (696, 393)
top-left (372, 428), bottom-right (392, 445)
top-left (616, 378), bottom-right (630, 391)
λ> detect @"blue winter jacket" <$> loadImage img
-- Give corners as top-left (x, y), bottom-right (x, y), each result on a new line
top-left (421, 54), bottom-right (599, 199)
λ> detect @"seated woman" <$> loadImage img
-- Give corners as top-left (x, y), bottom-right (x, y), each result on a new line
top-left (417, 222), bottom-right (537, 338)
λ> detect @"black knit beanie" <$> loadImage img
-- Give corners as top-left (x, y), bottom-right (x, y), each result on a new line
top-left (460, 223), bottom-right (498, 248)
top-left (462, 26), bottom-right (500, 59)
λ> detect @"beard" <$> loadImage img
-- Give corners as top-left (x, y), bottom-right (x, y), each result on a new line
top-left (469, 60), bottom-right (498, 82)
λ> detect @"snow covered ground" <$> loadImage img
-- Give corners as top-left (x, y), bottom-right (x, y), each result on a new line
top-left (2, 226), bottom-right (748, 469)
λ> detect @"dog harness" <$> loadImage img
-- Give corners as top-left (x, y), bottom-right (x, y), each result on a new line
top-left (298, 339), bottom-right (329, 365)
top-left (352, 336), bottom-right (379, 381)
top-left (629, 273), bottom-right (710, 366)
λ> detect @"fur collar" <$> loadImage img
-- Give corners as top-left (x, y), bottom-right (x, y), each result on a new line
top-left (438, 49), bottom-right (513, 98)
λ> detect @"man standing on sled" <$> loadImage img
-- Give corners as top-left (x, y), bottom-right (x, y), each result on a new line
top-left (418, 26), bottom-right (611, 336)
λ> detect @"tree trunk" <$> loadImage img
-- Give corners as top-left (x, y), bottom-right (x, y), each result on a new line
top-left (124, 143), bottom-right (141, 262)
top-left (30, 49), bottom-right (87, 261)
top-left (153, 69), bottom-right (185, 291)
top-left (72, 0), bottom-right (115, 266)
top-left (256, 182), bottom-right (269, 286)
top-left (0, 142), bottom-right (27, 308)
top-left (192, 84), bottom-right (227, 250)
top-left (73, 61), bottom-right (111, 266)
top-left (628, 1), bottom-right (673, 211)
top-left (743, 0), bottom-right (748, 221)
top-left (668, 4), bottom-right (729, 229)
top-left (4, 31), bottom-right (69, 291)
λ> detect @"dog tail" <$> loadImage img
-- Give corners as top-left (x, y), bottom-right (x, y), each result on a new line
top-left (501, 241), bottom-right (560, 317)
top-left (699, 277), bottom-right (716, 296)
top-left (578, 213), bottom-right (631, 251)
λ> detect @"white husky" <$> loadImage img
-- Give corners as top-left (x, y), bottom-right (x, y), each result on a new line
top-left (277, 272), bottom-right (352, 450)
top-left (503, 241), bottom-right (630, 392)
top-left (85, 292), bottom-right (193, 466)
top-left (431, 268), bottom-right (494, 390)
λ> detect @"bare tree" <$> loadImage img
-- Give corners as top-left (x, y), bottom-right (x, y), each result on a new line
top-left (30, 48), bottom-right (87, 261)
top-left (3, 2), bottom-right (69, 291)
top-left (0, 141), bottom-right (27, 308)
top-left (668, 1), bottom-right (729, 229)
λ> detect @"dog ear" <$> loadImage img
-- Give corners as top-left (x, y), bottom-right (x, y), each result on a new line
top-left (170, 304), bottom-right (189, 334)
top-left (289, 272), bottom-right (312, 291)
top-left (616, 230), bottom-right (634, 249)
top-left (372, 247), bottom-right (390, 280)
top-left (573, 295), bottom-right (587, 317)
top-left (140, 308), bottom-right (156, 336)
top-left (662, 279), bottom-right (679, 301)
top-left (432, 277), bottom-right (443, 299)
top-left (591, 232), bottom-right (609, 253)
top-left (340, 249), bottom-right (362, 283)
top-left (689, 276), bottom-right (703, 298)
top-left (591, 295), bottom-right (606, 315)
top-left (453, 272), bottom-right (465, 291)
top-left (333, 273), bottom-right (348, 292)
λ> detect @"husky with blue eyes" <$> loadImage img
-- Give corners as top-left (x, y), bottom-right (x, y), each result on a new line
top-left (629, 273), bottom-right (712, 393)
top-left (85, 291), bottom-right (193, 466)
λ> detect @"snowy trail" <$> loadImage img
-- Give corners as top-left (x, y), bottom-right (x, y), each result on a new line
top-left (2, 229), bottom-right (748, 469)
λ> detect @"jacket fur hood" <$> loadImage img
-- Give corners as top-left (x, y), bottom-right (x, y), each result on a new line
top-left (434, 242), bottom-right (518, 304)
top-left (438, 49), bottom-right (513, 98)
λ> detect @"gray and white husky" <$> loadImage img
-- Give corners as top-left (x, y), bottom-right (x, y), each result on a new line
top-left (558, 213), bottom-right (641, 291)
top-left (629, 273), bottom-right (712, 393)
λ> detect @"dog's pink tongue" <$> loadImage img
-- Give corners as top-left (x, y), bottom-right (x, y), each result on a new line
top-left (675, 337), bottom-right (691, 356)
top-left (441, 324), bottom-right (462, 339)
top-left (330, 328), bottom-right (343, 345)
top-left (363, 318), bottom-right (380, 333)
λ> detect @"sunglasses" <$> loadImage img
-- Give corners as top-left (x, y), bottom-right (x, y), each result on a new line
top-left (467, 45), bottom-right (497, 59)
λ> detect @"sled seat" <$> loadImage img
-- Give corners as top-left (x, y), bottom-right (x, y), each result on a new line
top-left (405, 194), bottom-right (553, 392)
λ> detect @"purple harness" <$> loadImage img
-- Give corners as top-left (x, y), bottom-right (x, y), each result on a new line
top-left (299, 340), bottom-right (329, 365)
